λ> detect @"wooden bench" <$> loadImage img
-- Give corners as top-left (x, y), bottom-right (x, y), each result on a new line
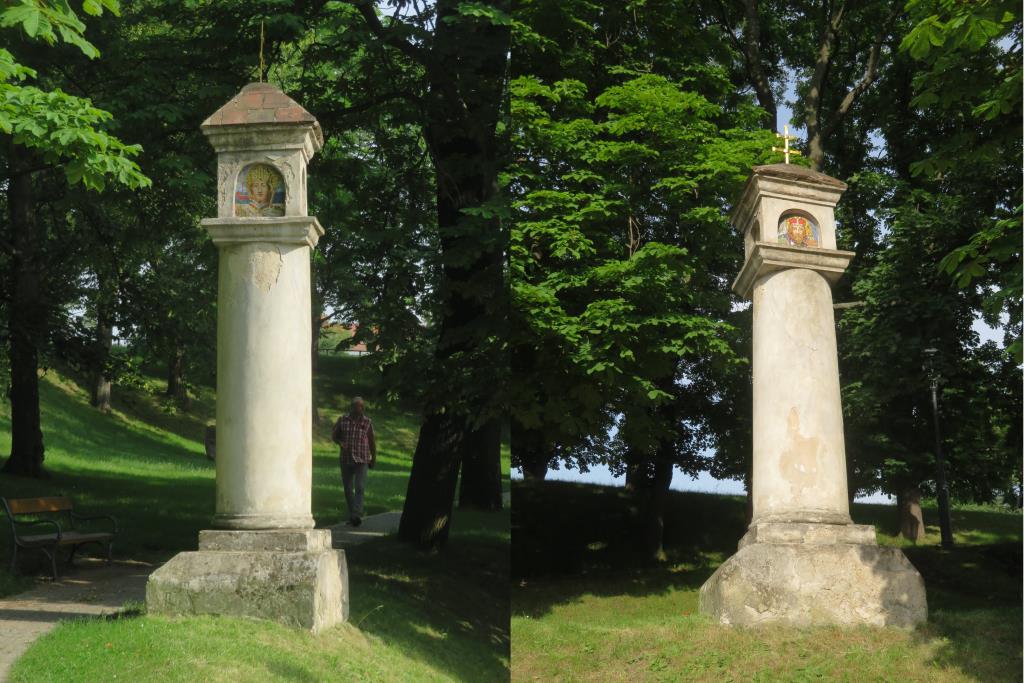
top-left (2, 496), bottom-right (117, 579)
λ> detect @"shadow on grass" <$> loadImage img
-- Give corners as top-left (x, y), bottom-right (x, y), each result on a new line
top-left (347, 509), bottom-right (510, 682)
top-left (514, 479), bottom-right (1022, 680)
top-left (852, 500), bottom-right (1023, 545)
top-left (512, 480), bottom-right (746, 618)
top-left (903, 542), bottom-right (1023, 680)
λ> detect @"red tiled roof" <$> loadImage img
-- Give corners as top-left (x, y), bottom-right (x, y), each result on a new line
top-left (202, 82), bottom-right (322, 143)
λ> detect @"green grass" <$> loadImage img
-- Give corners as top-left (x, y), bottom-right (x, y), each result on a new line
top-left (1, 353), bottom-right (510, 681)
top-left (0, 356), bottom-right (421, 565)
top-left (10, 513), bottom-right (509, 682)
top-left (512, 480), bottom-right (1022, 682)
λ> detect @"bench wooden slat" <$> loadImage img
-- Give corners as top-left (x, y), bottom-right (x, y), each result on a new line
top-left (4, 496), bottom-right (117, 579)
top-left (20, 531), bottom-right (113, 546)
top-left (7, 496), bottom-right (73, 515)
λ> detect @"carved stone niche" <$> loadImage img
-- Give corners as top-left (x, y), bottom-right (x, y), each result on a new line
top-left (201, 82), bottom-right (322, 220)
top-left (731, 164), bottom-right (854, 300)
top-left (733, 163), bottom-right (846, 261)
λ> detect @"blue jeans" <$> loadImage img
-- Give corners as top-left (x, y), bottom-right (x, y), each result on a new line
top-left (341, 462), bottom-right (368, 519)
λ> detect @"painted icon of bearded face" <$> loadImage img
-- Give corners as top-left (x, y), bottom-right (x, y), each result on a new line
top-left (777, 214), bottom-right (819, 248)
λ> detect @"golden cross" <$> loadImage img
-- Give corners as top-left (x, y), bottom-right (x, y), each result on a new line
top-left (772, 124), bottom-right (802, 164)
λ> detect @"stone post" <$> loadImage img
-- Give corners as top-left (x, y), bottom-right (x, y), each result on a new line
top-left (698, 164), bottom-right (927, 627)
top-left (146, 83), bottom-right (347, 632)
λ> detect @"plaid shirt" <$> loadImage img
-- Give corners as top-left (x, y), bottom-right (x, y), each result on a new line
top-left (333, 414), bottom-right (376, 465)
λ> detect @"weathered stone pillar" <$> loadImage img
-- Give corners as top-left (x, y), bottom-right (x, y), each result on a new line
top-left (699, 164), bottom-right (927, 628)
top-left (147, 83), bottom-right (347, 632)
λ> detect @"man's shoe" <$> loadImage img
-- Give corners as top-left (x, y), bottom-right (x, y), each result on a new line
top-left (353, 517), bottom-right (362, 527)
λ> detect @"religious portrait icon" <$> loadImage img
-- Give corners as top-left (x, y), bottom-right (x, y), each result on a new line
top-left (234, 163), bottom-right (286, 217)
top-left (777, 213), bottom-right (820, 248)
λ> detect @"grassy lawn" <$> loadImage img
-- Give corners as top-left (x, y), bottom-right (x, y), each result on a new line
top-left (0, 353), bottom-right (510, 681)
top-left (512, 480), bottom-right (1022, 682)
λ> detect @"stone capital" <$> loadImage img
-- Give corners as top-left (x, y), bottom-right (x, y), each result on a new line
top-left (202, 216), bottom-right (324, 248)
top-left (732, 241), bottom-right (855, 299)
top-left (202, 124), bottom-right (322, 163)
top-left (731, 166), bottom-right (847, 233)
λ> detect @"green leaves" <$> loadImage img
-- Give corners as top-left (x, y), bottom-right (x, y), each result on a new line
top-left (900, 0), bottom-right (1010, 59)
top-left (902, 0), bottom-right (1020, 121)
top-left (1, 81), bottom-right (149, 191)
top-left (0, 1), bottom-right (147, 192)
top-left (1, 1), bottom-right (121, 59)
top-left (900, 15), bottom-right (946, 59)
top-left (0, 49), bottom-right (36, 83)
top-left (450, 2), bottom-right (513, 25)
top-left (510, 39), bottom-right (766, 456)
top-left (897, 0), bottom-right (1021, 361)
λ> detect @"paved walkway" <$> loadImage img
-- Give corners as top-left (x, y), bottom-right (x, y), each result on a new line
top-left (1, 506), bottom-right (502, 680)
top-left (329, 511), bottom-right (403, 547)
top-left (0, 559), bottom-right (154, 682)
top-left (328, 502), bottom-right (509, 547)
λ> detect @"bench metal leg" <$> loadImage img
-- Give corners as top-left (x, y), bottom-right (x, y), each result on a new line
top-left (10, 545), bottom-right (17, 575)
top-left (106, 541), bottom-right (113, 564)
top-left (40, 546), bottom-right (58, 580)
top-left (67, 544), bottom-right (78, 567)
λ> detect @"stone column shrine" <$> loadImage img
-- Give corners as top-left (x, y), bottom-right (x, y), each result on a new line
top-left (698, 164), bottom-right (927, 627)
top-left (146, 83), bottom-right (347, 632)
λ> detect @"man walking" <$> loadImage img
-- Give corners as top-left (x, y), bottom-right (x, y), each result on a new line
top-left (331, 397), bottom-right (376, 527)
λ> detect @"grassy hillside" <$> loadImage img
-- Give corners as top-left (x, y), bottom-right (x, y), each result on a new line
top-left (512, 480), bottom-right (1022, 682)
top-left (0, 354), bottom-right (510, 681)
top-left (0, 355), bottom-right (425, 562)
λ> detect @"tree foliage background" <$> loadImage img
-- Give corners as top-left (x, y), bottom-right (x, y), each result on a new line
top-left (509, 0), bottom-right (1021, 555)
top-left (0, 0), bottom-right (1018, 550)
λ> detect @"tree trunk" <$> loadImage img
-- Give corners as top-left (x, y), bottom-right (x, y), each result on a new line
top-left (898, 486), bottom-right (926, 543)
top-left (641, 457), bottom-right (673, 562)
top-left (90, 304), bottom-right (113, 413)
top-left (741, 0), bottom-right (777, 130)
top-left (512, 417), bottom-right (549, 480)
top-left (165, 343), bottom-right (188, 404)
top-left (2, 143), bottom-right (46, 477)
top-left (204, 424), bottom-right (216, 461)
top-left (624, 460), bottom-right (644, 493)
top-left (458, 417), bottom-right (503, 510)
top-left (395, 0), bottom-right (510, 549)
top-left (398, 410), bottom-right (466, 548)
top-left (311, 304), bottom-right (322, 427)
top-left (625, 450), bottom-right (672, 562)
top-left (521, 459), bottom-right (548, 481)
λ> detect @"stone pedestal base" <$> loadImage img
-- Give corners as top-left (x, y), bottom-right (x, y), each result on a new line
top-left (146, 529), bottom-right (347, 633)
top-left (699, 522), bottom-right (927, 628)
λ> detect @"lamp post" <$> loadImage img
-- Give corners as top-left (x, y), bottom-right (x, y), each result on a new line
top-left (923, 347), bottom-right (954, 549)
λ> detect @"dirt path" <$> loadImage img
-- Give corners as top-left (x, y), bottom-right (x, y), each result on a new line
top-left (0, 559), bottom-right (154, 682)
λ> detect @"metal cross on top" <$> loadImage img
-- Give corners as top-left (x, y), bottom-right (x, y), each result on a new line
top-left (772, 124), bottom-right (802, 164)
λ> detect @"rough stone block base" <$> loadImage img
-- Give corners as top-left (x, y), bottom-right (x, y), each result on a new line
top-left (146, 529), bottom-right (347, 633)
top-left (699, 523), bottom-right (927, 628)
